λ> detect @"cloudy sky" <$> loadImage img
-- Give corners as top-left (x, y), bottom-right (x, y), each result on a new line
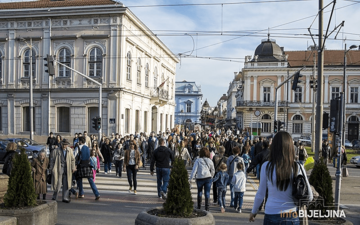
top-left (1, 0), bottom-right (359, 106)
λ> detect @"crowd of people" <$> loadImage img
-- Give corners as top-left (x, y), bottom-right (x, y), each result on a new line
top-left (7, 125), bottom-right (346, 224)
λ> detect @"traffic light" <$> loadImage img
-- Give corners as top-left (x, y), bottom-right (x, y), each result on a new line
top-left (323, 112), bottom-right (329, 129)
top-left (330, 98), bottom-right (342, 134)
top-left (274, 120), bottom-right (278, 133)
top-left (292, 71), bottom-right (304, 91)
top-left (310, 79), bottom-right (317, 89)
top-left (92, 117), bottom-right (98, 131)
top-left (96, 117), bottom-right (101, 130)
top-left (44, 54), bottom-right (55, 76)
top-left (278, 120), bottom-right (285, 130)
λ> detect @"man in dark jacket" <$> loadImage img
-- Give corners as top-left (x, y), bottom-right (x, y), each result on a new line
top-left (46, 132), bottom-right (57, 158)
top-left (246, 140), bottom-right (269, 178)
top-left (225, 136), bottom-right (234, 157)
top-left (150, 138), bottom-right (174, 200)
top-left (254, 137), bottom-right (264, 156)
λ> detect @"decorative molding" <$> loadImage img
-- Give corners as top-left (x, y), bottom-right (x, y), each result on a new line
top-left (328, 78), bottom-right (342, 84)
top-left (83, 99), bottom-right (106, 106)
top-left (53, 41), bottom-right (75, 54)
top-left (0, 100), bottom-right (7, 106)
top-left (348, 78), bottom-right (360, 84)
top-left (84, 40), bottom-right (106, 54)
top-left (53, 99), bottom-right (73, 105)
top-left (100, 18), bottom-right (110, 24)
top-left (18, 99), bottom-right (39, 105)
top-left (259, 78), bottom-right (275, 86)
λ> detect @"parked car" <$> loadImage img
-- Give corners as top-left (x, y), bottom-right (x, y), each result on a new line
top-left (344, 139), bottom-right (353, 149)
top-left (352, 140), bottom-right (360, 150)
top-left (350, 155), bottom-right (360, 167)
top-left (6, 138), bottom-right (50, 158)
top-left (299, 136), bottom-right (312, 146)
top-left (0, 139), bottom-right (33, 163)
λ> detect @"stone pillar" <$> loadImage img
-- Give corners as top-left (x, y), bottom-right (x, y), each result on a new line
top-left (253, 76), bottom-right (257, 101)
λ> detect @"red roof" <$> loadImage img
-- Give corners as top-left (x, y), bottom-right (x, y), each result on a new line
top-left (286, 50), bottom-right (360, 67)
top-left (0, 0), bottom-right (116, 10)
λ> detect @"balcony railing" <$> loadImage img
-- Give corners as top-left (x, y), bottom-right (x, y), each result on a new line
top-left (151, 87), bottom-right (169, 99)
top-left (236, 101), bottom-right (288, 107)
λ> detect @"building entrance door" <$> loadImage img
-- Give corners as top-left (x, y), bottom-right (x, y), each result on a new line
top-left (151, 106), bottom-right (157, 133)
top-left (348, 123), bottom-right (359, 142)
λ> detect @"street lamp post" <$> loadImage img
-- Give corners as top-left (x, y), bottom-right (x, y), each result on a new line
top-left (342, 44), bottom-right (358, 145)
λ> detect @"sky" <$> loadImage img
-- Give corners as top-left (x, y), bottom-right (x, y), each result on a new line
top-left (1, 0), bottom-right (360, 106)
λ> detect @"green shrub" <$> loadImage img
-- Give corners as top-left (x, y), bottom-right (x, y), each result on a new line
top-left (4, 148), bottom-right (37, 208)
top-left (308, 161), bottom-right (334, 214)
top-left (163, 147), bottom-right (193, 217)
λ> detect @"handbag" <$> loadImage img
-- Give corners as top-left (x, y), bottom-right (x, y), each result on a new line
top-left (46, 173), bottom-right (52, 184)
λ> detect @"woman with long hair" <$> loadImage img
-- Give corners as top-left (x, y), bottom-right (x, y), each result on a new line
top-left (249, 131), bottom-right (313, 224)
top-left (175, 140), bottom-right (191, 166)
top-left (55, 135), bottom-right (62, 148)
top-left (123, 140), bottom-right (141, 195)
top-left (92, 141), bottom-right (104, 173)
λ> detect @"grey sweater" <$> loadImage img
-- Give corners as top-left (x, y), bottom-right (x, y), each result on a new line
top-left (189, 157), bottom-right (215, 180)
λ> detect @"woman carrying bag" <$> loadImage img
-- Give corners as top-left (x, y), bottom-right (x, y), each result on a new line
top-left (123, 140), bottom-right (141, 195)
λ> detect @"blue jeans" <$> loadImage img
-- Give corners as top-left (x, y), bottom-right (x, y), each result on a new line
top-left (299, 160), bottom-right (305, 165)
top-left (217, 187), bottom-right (226, 208)
top-left (104, 161), bottom-right (112, 172)
top-left (263, 214), bottom-right (300, 225)
top-left (234, 192), bottom-right (244, 209)
top-left (229, 176), bottom-right (235, 206)
top-left (196, 178), bottom-right (212, 200)
top-left (115, 160), bottom-right (124, 177)
top-left (256, 164), bottom-right (260, 179)
top-left (77, 177), bottom-right (100, 197)
top-left (156, 167), bottom-right (170, 197)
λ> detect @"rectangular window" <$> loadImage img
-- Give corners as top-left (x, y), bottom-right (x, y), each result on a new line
top-left (350, 87), bottom-right (358, 103)
top-left (144, 111), bottom-right (148, 132)
top-left (23, 107), bottom-right (35, 132)
top-left (170, 115), bottom-right (173, 129)
top-left (57, 107), bottom-right (70, 132)
top-left (262, 122), bottom-right (271, 133)
top-left (125, 108), bottom-right (130, 134)
top-left (332, 87), bottom-right (340, 100)
top-left (263, 87), bottom-right (271, 102)
top-left (186, 103), bottom-right (191, 113)
top-left (293, 123), bottom-right (303, 134)
top-left (160, 113), bottom-right (163, 132)
top-left (135, 110), bottom-right (140, 133)
top-left (295, 87), bottom-right (302, 103)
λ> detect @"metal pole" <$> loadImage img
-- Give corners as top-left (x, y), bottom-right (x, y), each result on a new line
top-left (48, 18), bottom-right (51, 135)
top-left (29, 38), bottom-right (34, 140)
top-left (286, 70), bottom-right (289, 132)
top-left (315, 0), bottom-right (324, 162)
top-left (342, 44), bottom-right (347, 145)
top-left (335, 93), bottom-right (343, 211)
top-left (99, 85), bottom-right (102, 141)
top-left (312, 53), bottom-right (316, 152)
top-left (274, 88), bottom-right (279, 122)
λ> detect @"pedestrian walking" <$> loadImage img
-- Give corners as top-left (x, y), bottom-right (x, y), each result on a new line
top-left (49, 139), bottom-right (76, 203)
top-left (226, 146), bottom-right (245, 207)
top-left (31, 150), bottom-right (49, 200)
top-left (90, 150), bottom-right (98, 182)
top-left (212, 146), bottom-right (228, 205)
top-left (212, 163), bottom-right (229, 213)
top-left (231, 162), bottom-right (246, 213)
top-left (101, 138), bottom-right (113, 174)
top-left (123, 141), bottom-right (141, 195)
top-left (92, 141), bottom-right (104, 173)
top-left (249, 131), bottom-right (313, 224)
top-left (113, 139), bottom-right (125, 178)
top-left (46, 132), bottom-right (57, 158)
top-left (150, 138), bottom-right (174, 200)
top-left (189, 147), bottom-right (215, 211)
top-left (76, 137), bottom-right (100, 200)
top-left (175, 140), bottom-right (191, 166)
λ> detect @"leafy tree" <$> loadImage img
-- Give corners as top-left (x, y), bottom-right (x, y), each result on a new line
top-left (163, 147), bottom-right (193, 217)
top-left (308, 161), bottom-right (334, 214)
top-left (4, 148), bottom-right (37, 207)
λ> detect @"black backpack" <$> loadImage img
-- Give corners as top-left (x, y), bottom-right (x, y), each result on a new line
top-left (2, 153), bottom-right (14, 176)
top-left (292, 162), bottom-right (310, 206)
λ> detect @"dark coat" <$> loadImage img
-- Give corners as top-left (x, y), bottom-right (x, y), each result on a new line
top-left (101, 144), bottom-right (113, 163)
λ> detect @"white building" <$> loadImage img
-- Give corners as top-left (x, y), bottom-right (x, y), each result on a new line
top-left (0, 0), bottom-right (179, 141)
top-left (226, 73), bottom-right (242, 128)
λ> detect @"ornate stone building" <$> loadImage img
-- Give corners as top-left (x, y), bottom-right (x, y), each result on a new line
top-left (0, 0), bottom-right (179, 140)
top-left (236, 38), bottom-right (360, 140)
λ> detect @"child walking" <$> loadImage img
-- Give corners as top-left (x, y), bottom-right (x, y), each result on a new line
top-left (231, 162), bottom-right (246, 213)
top-left (212, 163), bottom-right (229, 213)
top-left (90, 150), bottom-right (98, 182)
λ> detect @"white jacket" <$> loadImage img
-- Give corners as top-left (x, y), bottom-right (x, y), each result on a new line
top-left (189, 157), bottom-right (215, 180)
top-left (231, 170), bottom-right (247, 192)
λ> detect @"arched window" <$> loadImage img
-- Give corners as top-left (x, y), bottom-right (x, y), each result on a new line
top-left (23, 49), bottom-right (36, 77)
top-left (261, 114), bottom-right (271, 133)
top-left (292, 115), bottom-right (303, 134)
top-left (137, 58), bottom-right (141, 84)
top-left (154, 67), bottom-right (158, 87)
top-left (58, 48), bottom-right (71, 77)
top-left (145, 63), bottom-right (149, 87)
top-left (349, 116), bottom-right (359, 122)
top-left (126, 51), bottom-right (131, 80)
top-left (89, 47), bottom-right (102, 77)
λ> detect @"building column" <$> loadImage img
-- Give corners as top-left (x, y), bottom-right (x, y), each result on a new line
top-left (306, 75), bottom-right (310, 103)
top-left (277, 75), bottom-right (282, 101)
top-left (245, 76), bottom-right (251, 101)
top-left (8, 31), bottom-right (15, 85)
top-left (253, 76), bottom-right (257, 101)
top-left (324, 75), bottom-right (329, 103)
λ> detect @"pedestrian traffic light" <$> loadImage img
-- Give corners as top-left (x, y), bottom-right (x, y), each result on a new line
top-left (274, 120), bottom-right (278, 133)
top-left (292, 71), bottom-right (304, 91)
top-left (44, 54), bottom-right (55, 76)
top-left (96, 117), bottom-right (101, 130)
top-left (92, 117), bottom-right (98, 131)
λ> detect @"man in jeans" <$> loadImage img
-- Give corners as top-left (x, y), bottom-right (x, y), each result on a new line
top-left (77, 137), bottom-right (100, 200)
top-left (150, 138), bottom-right (174, 200)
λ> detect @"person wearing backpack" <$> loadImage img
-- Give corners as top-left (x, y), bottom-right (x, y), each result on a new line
top-left (189, 147), bottom-right (215, 211)
top-left (212, 146), bottom-right (228, 205)
top-left (249, 131), bottom-right (313, 224)
top-left (212, 163), bottom-right (229, 213)
top-left (2, 142), bottom-right (17, 176)
top-left (226, 146), bottom-right (245, 207)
